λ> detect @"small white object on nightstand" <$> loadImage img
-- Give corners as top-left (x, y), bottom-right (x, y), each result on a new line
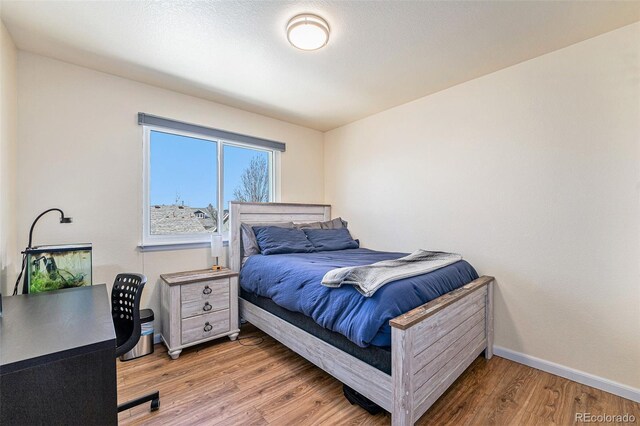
top-left (210, 234), bottom-right (223, 268)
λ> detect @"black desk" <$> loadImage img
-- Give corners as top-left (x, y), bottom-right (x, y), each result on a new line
top-left (0, 285), bottom-right (117, 425)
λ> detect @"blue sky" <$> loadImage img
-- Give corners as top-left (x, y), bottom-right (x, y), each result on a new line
top-left (149, 130), bottom-right (269, 209)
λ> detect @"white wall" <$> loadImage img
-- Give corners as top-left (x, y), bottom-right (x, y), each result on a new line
top-left (0, 20), bottom-right (18, 296)
top-left (16, 53), bottom-right (324, 317)
top-left (324, 23), bottom-right (640, 390)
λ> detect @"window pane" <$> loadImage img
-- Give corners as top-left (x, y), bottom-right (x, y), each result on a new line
top-left (149, 130), bottom-right (218, 235)
top-left (223, 145), bottom-right (272, 232)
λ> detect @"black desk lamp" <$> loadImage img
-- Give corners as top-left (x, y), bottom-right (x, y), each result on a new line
top-left (12, 208), bottom-right (73, 295)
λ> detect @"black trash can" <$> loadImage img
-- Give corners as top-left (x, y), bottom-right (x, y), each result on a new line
top-left (120, 308), bottom-right (155, 361)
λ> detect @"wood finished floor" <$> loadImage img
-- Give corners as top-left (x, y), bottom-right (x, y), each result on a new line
top-left (117, 325), bottom-right (639, 425)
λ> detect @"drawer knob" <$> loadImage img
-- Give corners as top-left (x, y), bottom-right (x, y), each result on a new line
top-left (203, 302), bottom-right (212, 312)
top-left (203, 285), bottom-right (212, 295)
top-left (203, 322), bottom-right (213, 332)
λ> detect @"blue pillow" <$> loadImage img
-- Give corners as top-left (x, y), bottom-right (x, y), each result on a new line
top-left (252, 226), bottom-right (316, 255)
top-left (303, 228), bottom-right (360, 251)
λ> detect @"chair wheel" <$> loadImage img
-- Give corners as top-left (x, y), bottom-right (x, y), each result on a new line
top-left (151, 398), bottom-right (160, 411)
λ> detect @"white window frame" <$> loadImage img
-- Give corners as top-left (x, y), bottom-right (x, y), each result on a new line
top-left (141, 125), bottom-right (279, 247)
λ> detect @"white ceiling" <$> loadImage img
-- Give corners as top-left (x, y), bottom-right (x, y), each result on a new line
top-left (2, 1), bottom-right (639, 131)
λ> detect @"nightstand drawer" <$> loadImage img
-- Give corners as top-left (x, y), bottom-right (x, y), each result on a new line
top-left (181, 309), bottom-right (230, 345)
top-left (181, 278), bottom-right (229, 302)
top-left (181, 295), bottom-right (229, 319)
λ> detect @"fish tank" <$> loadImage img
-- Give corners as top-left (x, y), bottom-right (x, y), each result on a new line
top-left (25, 244), bottom-right (92, 294)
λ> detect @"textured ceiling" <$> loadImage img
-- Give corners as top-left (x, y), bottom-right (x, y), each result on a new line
top-left (2, 1), bottom-right (639, 131)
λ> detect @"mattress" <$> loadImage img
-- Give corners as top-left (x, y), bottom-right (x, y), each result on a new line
top-left (240, 248), bottom-right (479, 347)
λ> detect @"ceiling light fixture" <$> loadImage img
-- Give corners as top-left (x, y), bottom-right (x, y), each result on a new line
top-left (286, 14), bottom-right (330, 51)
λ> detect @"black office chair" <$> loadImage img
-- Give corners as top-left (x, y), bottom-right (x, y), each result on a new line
top-left (111, 273), bottom-right (160, 412)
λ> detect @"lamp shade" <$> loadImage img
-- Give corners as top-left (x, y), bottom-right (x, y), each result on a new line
top-left (210, 234), bottom-right (223, 258)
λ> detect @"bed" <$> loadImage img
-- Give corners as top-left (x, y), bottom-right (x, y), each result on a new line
top-left (230, 202), bottom-right (494, 426)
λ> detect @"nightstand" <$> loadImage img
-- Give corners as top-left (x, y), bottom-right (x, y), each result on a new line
top-left (159, 268), bottom-right (239, 360)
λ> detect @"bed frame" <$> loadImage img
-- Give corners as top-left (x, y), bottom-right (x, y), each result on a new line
top-left (230, 202), bottom-right (494, 425)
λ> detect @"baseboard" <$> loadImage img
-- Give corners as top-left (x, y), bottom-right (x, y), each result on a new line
top-left (493, 346), bottom-right (640, 403)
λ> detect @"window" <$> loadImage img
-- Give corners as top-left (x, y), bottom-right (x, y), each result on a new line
top-left (222, 144), bottom-right (273, 233)
top-left (142, 126), bottom-right (277, 245)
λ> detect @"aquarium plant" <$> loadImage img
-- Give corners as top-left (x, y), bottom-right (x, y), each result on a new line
top-left (26, 245), bottom-right (92, 294)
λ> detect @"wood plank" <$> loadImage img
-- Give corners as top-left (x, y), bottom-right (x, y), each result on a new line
top-left (159, 278), bottom-right (171, 347)
top-left (445, 348), bottom-right (509, 395)
top-left (526, 369), bottom-right (580, 424)
top-left (234, 202), bottom-right (330, 214)
top-left (181, 309), bottom-right (229, 345)
top-left (413, 315), bottom-right (486, 389)
top-left (323, 206), bottom-right (331, 223)
top-left (181, 295), bottom-right (229, 319)
top-left (230, 202), bottom-right (242, 272)
top-left (239, 297), bottom-right (393, 411)
top-left (619, 392), bottom-right (640, 423)
top-left (509, 409), bottom-right (559, 425)
top-left (415, 380), bottom-right (481, 425)
top-left (256, 369), bottom-right (336, 423)
top-left (414, 330), bottom-right (486, 401)
top-left (239, 213), bottom-right (328, 223)
top-left (206, 407), bottom-right (267, 426)
top-left (308, 400), bottom-right (388, 425)
top-left (412, 287), bottom-right (486, 355)
top-left (263, 377), bottom-right (342, 424)
top-left (160, 268), bottom-right (237, 286)
top-left (571, 382), bottom-right (628, 423)
top-left (228, 276), bottom-right (239, 338)
top-left (485, 279), bottom-right (494, 359)
top-left (472, 360), bottom-right (541, 424)
top-left (392, 327), bottom-right (415, 426)
top-left (390, 276), bottom-right (493, 330)
top-left (413, 307), bottom-right (484, 367)
top-left (159, 277), bottom-right (181, 351)
top-left (180, 278), bottom-right (229, 302)
top-left (414, 338), bottom-right (486, 417)
top-left (229, 348), bottom-right (313, 392)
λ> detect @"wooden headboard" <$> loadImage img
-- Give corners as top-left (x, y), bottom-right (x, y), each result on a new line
top-left (229, 202), bottom-right (331, 272)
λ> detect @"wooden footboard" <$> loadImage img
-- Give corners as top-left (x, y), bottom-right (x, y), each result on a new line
top-left (389, 275), bottom-right (495, 425)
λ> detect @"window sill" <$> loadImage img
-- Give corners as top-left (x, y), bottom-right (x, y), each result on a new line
top-left (137, 240), bottom-right (229, 252)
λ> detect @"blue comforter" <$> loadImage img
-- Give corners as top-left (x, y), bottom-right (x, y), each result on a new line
top-left (240, 248), bottom-right (478, 348)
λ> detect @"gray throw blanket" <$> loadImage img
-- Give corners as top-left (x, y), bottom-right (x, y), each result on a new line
top-left (321, 250), bottom-right (462, 297)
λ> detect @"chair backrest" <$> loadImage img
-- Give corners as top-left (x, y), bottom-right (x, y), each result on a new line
top-left (111, 273), bottom-right (147, 357)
